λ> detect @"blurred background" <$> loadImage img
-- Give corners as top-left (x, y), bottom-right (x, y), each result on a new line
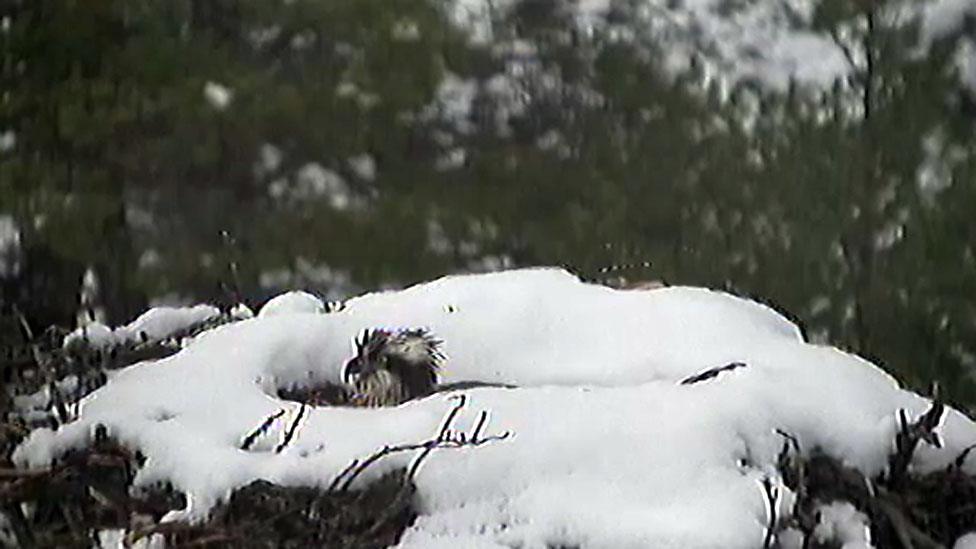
top-left (1, 0), bottom-right (974, 405)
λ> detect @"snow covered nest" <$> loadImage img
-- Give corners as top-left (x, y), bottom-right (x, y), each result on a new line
top-left (62, 304), bottom-right (225, 351)
top-left (13, 268), bottom-right (976, 548)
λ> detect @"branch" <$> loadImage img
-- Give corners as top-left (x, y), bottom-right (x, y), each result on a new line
top-left (953, 443), bottom-right (976, 470)
top-left (274, 403), bottom-right (308, 454)
top-left (680, 362), bottom-right (747, 385)
top-left (872, 488), bottom-right (945, 549)
top-left (760, 477), bottom-right (779, 549)
top-left (888, 399), bottom-right (945, 488)
top-left (240, 409), bottom-right (286, 451)
top-left (330, 395), bottom-right (511, 492)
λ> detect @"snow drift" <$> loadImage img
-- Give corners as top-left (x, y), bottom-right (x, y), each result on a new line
top-left (13, 268), bottom-right (976, 548)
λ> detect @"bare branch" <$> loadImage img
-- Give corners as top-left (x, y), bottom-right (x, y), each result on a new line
top-left (760, 476), bottom-right (779, 549)
top-left (680, 362), bottom-right (747, 385)
top-left (240, 409), bottom-right (286, 451)
top-left (888, 400), bottom-right (946, 487)
top-left (332, 395), bottom-right (511, 492)
top-left (274, 403), bottom-right (308, 454)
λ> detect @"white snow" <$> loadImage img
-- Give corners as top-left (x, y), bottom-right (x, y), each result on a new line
top-left (13, 375), bottom-right (80, 424)
top-left (97, 528), bottom-right (163, 549)
top-left (0, 215), bottom-right (19, 247)
top-left (14, 268), bottom-right (976, 548)
top-left (813, 501), bottom-right (873, 548)
top-left (203, 82), bottom-right (233, 110)
top-left (917, 0), bottom-right (976, 46)
top-left (254, 143), bottom-right (283, 178)
top-left (447, 0), bottom-right (976, 97)
top-left (448, 0), bottom-right (852, 93)
top-left (257, 258), bottom-right (357, 302)
top-left (957, 532), bottom-right (976, 549)
top-left (433, 73), bottom-right (478, 134)
top-left (64, 304), bottom-right (221, 350)
top-left (0, 130), bottom-right (15, 152)
top-left (347, 153), bottom-right (377, 181)
top-left (229, 303), bottom-right (255, 320)
top-left (905, 0), bottom-right (976, 95)
top-left (629, 0), bottom-right (854, 92)
top-left (124, 305), bottom-right (221, 341)
top-left (269, 163), bottom-right (355, 210)
top-left (956, 38), bottom-right (976, 95)
top-left (258, 290), bottom-right (325, 317)
top-left (0, 214), bottom-right (20, 276)
top-left (392, 18), bottom-right (422, 42)
top-left (435, 146), bottom-right (467, 171)
top-left (137, 249), bottom-right (162, 271)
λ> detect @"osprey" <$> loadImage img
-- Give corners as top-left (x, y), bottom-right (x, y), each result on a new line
top-left (342, 328), bottom-right (443, 407)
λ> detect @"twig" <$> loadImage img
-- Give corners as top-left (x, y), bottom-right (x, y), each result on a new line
top-left (126, 520), bottom-right (215, 546)
top-left (327, 459), bottom-right (362, 492)
top-left (1, 502), bottom-right (34, 546)
top-left (274, 403), bottom-right (308, 454)
top-left (12, 304), bottom-right (47, 371)
top-left (405, 395), bottom-right (470, 480)
top-left (775, 429), bottom-right (800, 455)
top-left (775, 429), bottom-right (805, 504)
top-left (240, 409), bottom-right (286, 451)
top-left (953, 443), bottom-right (976, 469)
top-left (680, 362), bottom-right (747, 385)
top-left (331, 395), bottom-right (511, 492)
top-left (180, 531), bottom-right (240, 547)
top-left (0, 467), bottom-right (52, 479)
top-left (219, 230), bottom-right (244, 307)
top-left (760, 476), bottom-right (779, 549)
top-left (872, 489), bottom-right (945, 549)
top-left (889, 400), bottom-right (945, 487)
top-left (471, 410), bottom-right (489, 442)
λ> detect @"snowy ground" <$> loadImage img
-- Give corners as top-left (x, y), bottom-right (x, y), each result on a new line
top-left (13, 268), bottom-right (976, 548)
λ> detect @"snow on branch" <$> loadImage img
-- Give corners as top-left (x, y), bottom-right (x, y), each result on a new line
top-left (330, 394), bottom-right (511, 492)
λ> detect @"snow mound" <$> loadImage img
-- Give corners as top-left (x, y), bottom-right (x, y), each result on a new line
top-left (63, 304), bottom-right (221, 350)
top-left (258, 290), bottom-right (325, 317)
top-left (812, 501), bottom-right (871, 548)
top-left (15, 268), bottom-right (976, 548)
top-left (957, 532), bottom-right (976, 549)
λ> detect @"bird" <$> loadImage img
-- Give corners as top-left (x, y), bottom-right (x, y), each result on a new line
top-left (342, 328), bottom-right (443, 407)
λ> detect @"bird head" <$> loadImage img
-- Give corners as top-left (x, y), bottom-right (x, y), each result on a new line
top-left (342, 328), bottom-right (443, 404)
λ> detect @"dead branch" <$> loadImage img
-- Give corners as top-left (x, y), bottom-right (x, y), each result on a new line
top-left (330, 395), bottom-right (511, 492)
top-left (274, 403), bottom-right (308, 454)
top-left (953, 443), bottom-right (976, 469)
top-left (680, 361), bottom-right (747, 385)
top-left (760, 476), bottom-right (779, 549)
top-left (240, 409), bottom-right (286, 450)
top-left (889, 399), bottom-right (946, 488)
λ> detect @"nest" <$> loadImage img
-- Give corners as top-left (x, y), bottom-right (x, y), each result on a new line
top-left (164, 470), bottom-right (417, 548)
top-left (769, 399), bottom-right (976, 548)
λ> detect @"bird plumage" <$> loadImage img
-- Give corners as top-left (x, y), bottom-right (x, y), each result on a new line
top-left (342, 328), bottom-right (442, 406)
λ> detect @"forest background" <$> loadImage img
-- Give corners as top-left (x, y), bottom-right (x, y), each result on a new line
top-left (2, 0), bottom-right (975, 407)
